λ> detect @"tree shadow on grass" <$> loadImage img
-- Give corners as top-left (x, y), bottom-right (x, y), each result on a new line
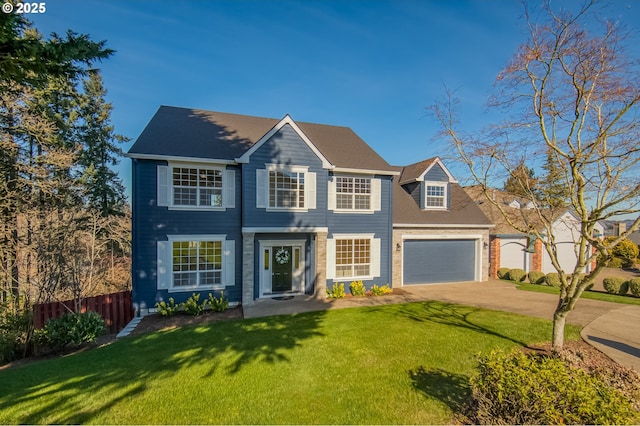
top-left (409, 366), bottom-right (471, 414)
top-left (390, 300), bottom-right (534, 348)
top-left (0, 310), bottom-right (326, 424)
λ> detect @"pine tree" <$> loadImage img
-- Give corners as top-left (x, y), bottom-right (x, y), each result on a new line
top-left (539, 147), bottom-right (570, 209)
top-left (75, 72), bottom-right (129, 216)
top-left (503, 162), bottom-right (537, 199)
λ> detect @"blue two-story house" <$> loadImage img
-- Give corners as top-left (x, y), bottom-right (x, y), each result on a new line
top-left (128, 106), bottom-right (492, 314)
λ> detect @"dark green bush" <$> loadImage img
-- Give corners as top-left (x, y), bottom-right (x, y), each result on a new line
top-left (545, 272), bottom-right (561, 287)
top-left (528, 271), bottom-right (545, 284)
top-left (609, 257), bottom-right (624, 269)
top-left (0, 308), bottom-right (32, 364)
top-left (497, 268), bottom-right (510, 279)
top-left (506, 268), bottom-right (526, 282)
top-left (468, 349), bottom-right (640, 425)
top-left (629, 278), bottom-right (640, 298)
top-left (603, 277), bottom-right (629, 295)
top-left (41, 311), bottom-right (106, 351)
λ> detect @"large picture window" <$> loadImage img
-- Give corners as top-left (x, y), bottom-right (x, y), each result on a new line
top-left (269, 170), bottom-right (305, 208)
top-left (172, 240), bottom-right (222, 287)
top-left (173, 167), bottom-right (223, 207)
top-left (336, 177), bottom-right (371, 210)
top-left (335, 238), bottom-right (371, 278)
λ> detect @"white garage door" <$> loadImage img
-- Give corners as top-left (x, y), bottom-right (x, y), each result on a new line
top-left (500, 238), bottom-right (529, 271)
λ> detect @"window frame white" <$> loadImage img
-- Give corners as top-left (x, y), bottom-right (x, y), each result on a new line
top-left (157, 163), bottom-right (235, 211)
top-left (257, 164), bottom-right (316, 212)
top-left (423, 181), bottom-right (448, 210)
top-left (326, 233), bottom-right (381, 281)
top-left (328, 174), bottom-right (381, 214)
top-left (335, 176), bottom-right (372, 211)
top-left (157, 234), bottom-right (235, 292)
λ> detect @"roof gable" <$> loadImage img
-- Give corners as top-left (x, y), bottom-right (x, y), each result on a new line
top-left (235, 115), bottom-right (332, 168)
top-left (399, 157), bottom-right (457, 185)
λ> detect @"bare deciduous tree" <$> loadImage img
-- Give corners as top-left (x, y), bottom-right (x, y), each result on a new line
top-left (433, 1), bottom-right (640, 349)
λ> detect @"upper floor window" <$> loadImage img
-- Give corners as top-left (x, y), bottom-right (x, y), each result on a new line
top-left (424, 182), bottom-right (447, 209)
top-left (173, 167), bottom-right (222, 207)
top-left (157, 163), bottom-right (235, 210)
top-left (256, 165), bottom-right (316, 211)
top-left (336, 177), bottom-right (371, 210)
top-left (269, 170), bottom-right (305, 208)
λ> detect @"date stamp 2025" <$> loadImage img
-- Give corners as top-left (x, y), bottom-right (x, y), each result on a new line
top-left (2, 2), bottom-right (46, 14)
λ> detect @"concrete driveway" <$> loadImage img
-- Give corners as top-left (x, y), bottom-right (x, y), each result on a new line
top-left (244, 279), bottom-right (640, 371)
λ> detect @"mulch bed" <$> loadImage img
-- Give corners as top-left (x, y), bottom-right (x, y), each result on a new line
top-left (128, 306), bottom-right (244, 336)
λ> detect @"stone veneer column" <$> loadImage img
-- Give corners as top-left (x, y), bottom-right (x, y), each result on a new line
top-left (242, 232), bottom-right (255, 306)
top-left (314, 231), bottom-right (327, 298)
top-left (489, 236), bottom-right (501, 278)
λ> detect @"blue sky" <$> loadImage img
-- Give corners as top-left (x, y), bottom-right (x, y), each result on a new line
top-left (29, 0), bottom-right (640, 196)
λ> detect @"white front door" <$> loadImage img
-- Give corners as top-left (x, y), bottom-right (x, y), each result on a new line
top-left (259, 240), bottom-right (305, 297)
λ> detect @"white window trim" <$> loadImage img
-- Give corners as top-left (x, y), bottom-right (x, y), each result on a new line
top-left (263, 164), bottom-right (314, 212)
top-left (328, 175), bottom-right (381, 213)
top-left (423, 181), bottom-right (448, 210)
top-left (161, 234), bottom-right (235, 293)
top-left (328, 233), bottom-right (380, 281)
top-left (158, 163), bottom-right (235, 211)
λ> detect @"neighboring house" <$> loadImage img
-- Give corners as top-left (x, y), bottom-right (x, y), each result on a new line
top-left (127, 106), bottom-right (492, 314)
top-left (464, 186), bottom-right (603, 276)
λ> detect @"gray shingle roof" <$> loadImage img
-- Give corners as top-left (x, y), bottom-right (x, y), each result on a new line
top-left (393, 166), bottom-right (492, 226)
top-left (128, 106), bottom-right (395, 172)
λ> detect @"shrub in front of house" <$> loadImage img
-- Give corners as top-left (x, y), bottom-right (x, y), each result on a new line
top-left (506, 269), bottom-right (527, 282)
top-left (208, 291), bottom-right (229, 312)
top-left (39, 311), bottom-right (106, 352)
top-left (371, 284), bottom-right (392, 296)
top-left (349, 280), bottom-right (366, 296)
top-left (629, 278), bottom-right (640, 298)
top-left (327, 283), bottom-right (345, 298)
top-left (155, 297), bottom-right (179, 317)
top-left (609, 257), bottom-right (625, 269)
top-left (467, 349), bottom-right (640, 425)
top-left (528, 271), bottom-right (546, 284)
top-left (545, 273), bottom-right (561, 287)
top-left (183, 293), bottom-right (206, 315)
top-left (603, 277), bottom-right (629, 295)
top-left (497, 268), bottom-right (511, 279)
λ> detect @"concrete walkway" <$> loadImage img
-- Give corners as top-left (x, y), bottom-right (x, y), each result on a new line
top-left (243, 279), bottom-right (640, 371)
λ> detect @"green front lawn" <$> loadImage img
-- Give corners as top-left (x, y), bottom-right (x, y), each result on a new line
top-left (0, 301), bottom-right (580, 424)
top-left (516, 283), bottom-right (640, 305)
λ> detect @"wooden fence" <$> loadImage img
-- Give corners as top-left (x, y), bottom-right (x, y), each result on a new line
top-left (33, 291), bottom-right (134, 334)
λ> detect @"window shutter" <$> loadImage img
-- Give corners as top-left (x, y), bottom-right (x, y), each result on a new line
top-left (305, 172), bottom-right (316, 209)
top-left (256, 169), bottom-right (267, 208)
top-left (326, 238), bottom-right (335, 280)
top-left (327, 177), bottom-right (336, 211)
top-left (224, 240), bottom-right (235, 286)
top-left (157, 240), bottom-right (169, 289)
top-left (224, 169), bottom-right (235, 209)
top-left (371, 178), bottom-right (382, 211)
top-left (157, 165), bottom-right (170, 207)
top-left (370, 238), bottom-right (381, 278)
top-left (420, 182), bottom-right (426, 210)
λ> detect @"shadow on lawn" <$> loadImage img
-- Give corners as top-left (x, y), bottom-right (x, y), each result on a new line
top-left (0, 311), bottom-right (326, 424)
top-left (409, 366), bottom-right (470, 413)
top-left (392, 300), bottom-right (533, 348)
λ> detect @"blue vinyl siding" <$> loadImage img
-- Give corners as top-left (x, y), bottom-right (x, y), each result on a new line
top-left (131, 159), bottom-right (243, 312)
top-left (423, 163), bottom-right (449, 182)
top-left (242, 124), bottom-right (328, 228)
top-left (327, 174), bottom-right (393, 289)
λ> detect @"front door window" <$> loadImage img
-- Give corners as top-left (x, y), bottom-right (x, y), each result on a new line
top-left (260, 240), bottom-right (305, 297)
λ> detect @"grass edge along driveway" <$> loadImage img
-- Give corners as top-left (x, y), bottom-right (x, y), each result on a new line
top-left (0, 301), bottom-right (581, 424)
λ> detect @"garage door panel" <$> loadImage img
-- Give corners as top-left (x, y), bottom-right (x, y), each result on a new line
top-left (403, 239), bottom-right (476, 284)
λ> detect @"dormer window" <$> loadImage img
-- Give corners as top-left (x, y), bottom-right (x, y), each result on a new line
top-left (424, 181), bottom-right (447, 209)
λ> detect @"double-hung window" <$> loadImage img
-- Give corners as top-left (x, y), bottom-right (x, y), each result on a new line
top-left (269, 170), bottom-right (305, 208)
top-left (172, 240), bottom-right (222, 287)
top-left (335, 238), bottom-right (371, 278)
top-left (336, 177), bottom-right (371, 210)
top-left (173, 167), bottom-right (223, 207)
top-left (424, 182), bottom-right (447, 209)
top-left (157, 235), bottom-right (235, 291)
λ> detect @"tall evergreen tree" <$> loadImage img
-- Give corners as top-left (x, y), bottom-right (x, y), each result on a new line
top-left (76, 72), bottom-right (128, 216)
top-left (539, 147), bottom-right (570, 209)
top-left (503, 161), bottom-right (538, 198)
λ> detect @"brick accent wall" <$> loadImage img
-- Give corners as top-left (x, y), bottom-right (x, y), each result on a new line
top-left (531, 238), bottom-right (543, 272)
top-left (489, 236), bottom-right (500, 278)
top-left (392, 228), bottom-right (490, 287)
